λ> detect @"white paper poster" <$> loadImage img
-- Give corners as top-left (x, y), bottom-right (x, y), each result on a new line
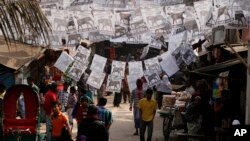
top-left (67, 61), bottom-right (87, 81)
top-left (93, 10), bottom-right (115, 36)
top-left (128, 61), bottom-right (143, 76)
top-left (106, 75), bottom-right (122, 92)
top-left (90, 54), bottom-right (107, 72)
top-left (144, 57), bottom-right (162, 73)
top-left (160, 52), bottom-right (179, 77)
top-left (111, 60), bottom-right (126, 78)
top-left (93, 0), bottom-right (128, 8)
top-left (127, 74), bottom-right (141, 92)
top-left (87, 71), bottom-right (106, 89)
top-left (144, 70), bottom-right (161, 88)
top-left (54, 51), bottom-right (74, 73)
top-left (73, 45), bottom-right (91, 63)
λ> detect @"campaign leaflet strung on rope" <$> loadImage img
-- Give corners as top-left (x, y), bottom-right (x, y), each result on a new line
top-left (143, 70), bottom-right (161, 88)
top-left (127, 74), bottom-right (141, 92)
top-left (160, 52), bottom-right (180, 77)
top-left (111, 60), bottom-right (126, 78)
top-left (144, 57), bottom-right (162, 74)
top-left (90, 54), bottom-right (107, 73)
top-left (128, 61), bottom-right (144, 77)
top-left (73, 45), bottom-right (91, 63)
top-left (68, 61), bottom-right (87, 81)
top-left (54, 51), bottom-right (74, 73)
top-left (93, 10), bottom-right (115, 36)
top-left (106, 75), bottom-right (122, 93)
top-left (87, 71), bottom-right (106, 89)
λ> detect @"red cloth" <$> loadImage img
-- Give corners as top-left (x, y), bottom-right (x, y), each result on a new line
top-left (44, 90), bottom-right (57, 115)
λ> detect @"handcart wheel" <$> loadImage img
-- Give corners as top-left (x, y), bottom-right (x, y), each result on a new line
top-left (163, 117), bottom-right (172, 141)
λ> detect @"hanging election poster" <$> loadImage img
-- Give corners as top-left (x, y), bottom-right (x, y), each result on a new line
top-left (66, 0), bottom-right (93, 11)
top-left (128, 61), bottom-right (144, 77)
top-left (54, 51), bottom-right (74, 73)
top-left (183, 6), bottom-right (200, 39)
top-left (160, 52), bottom-right (179, 77)
top-left (73, 45), bottom-right (91, 63)
top-left (144, 57), bottom-right (162, 73)
top-left (111, 60), bottom-right (126, 78)
top-left (141, 7), bottom-right (172, 36)
top-left (143, 70), bottom-right (161, 88)
top-left (227, 0), bottom-right (250, 29)
top-left (127, 74), bottom-right (141, 92)
top-left (154, 0), bottom-right (184, 6)
top-left (90, 54), bottom-right (107, 72)
top-left (206, 0), bottom-right (233, 27)
top-left (93, 10), bottom-right (115, 36)
top-left (87, 71), bottom-right (106, 89)
top-left (163, 4), bottom-right (186, 27)
top-left (93, 0), bottom-right (128, 9)
top-left (73, 10), bottom-right (97, 33)
top-left (67, 61), bottom-right (87, 81)
top-left (168, 30), bottom-right (188, 53)
top-left (194, 0), bottom-right (213, 32)
top-left (106, 75), bottom-right (122, 92)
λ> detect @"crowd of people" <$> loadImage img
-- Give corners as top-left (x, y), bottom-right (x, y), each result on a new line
top-left (0, 70), bottom-right (242, 141)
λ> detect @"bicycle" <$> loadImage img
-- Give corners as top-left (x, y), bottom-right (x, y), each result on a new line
top-left (158, 106), bottom-right (178, 141)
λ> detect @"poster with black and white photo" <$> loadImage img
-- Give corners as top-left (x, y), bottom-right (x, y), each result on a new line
top-left (162, 4), bottom-right (186, 27)
top-left (90, 54), bottom-right (107, 72)
top-left (155, 0), bottom-right (184, 6)
top-left (206, 0), bottom-right (233, 27)
top-left (227, 0), bottom-right (250, 29)
top-left (144, 57), bottom-right (162, 73)
top-left (54, 51), bottom-right (74, 73)
top-left (194, 0), bottom-right (212, 32)
top-left (73, 10), bottom-right (97, 33)
top-left (183, 6), bottom-right (200, 38)
top-left (93, 0), bottom-right (128, 9)
top-left (93, 10), bottom-right (115, 36)
top-left (67, 61), bottom-right (87, 81)
top-left (87, 71), bottom-right (106, 89)
top-left (143, 70), bottom-right (161, 88)
top-left (106, 75), bottom-right (122, 92)
top-left (128, 61), bottom-right (143, 77)
top-left (141, 7), bottom-right (169, 33)
top-left (66, 0), bottom-right (93, 11)
top-left (160, 52), bottom-right (179, 77)
top-left (73, 45), bottom-right (91, 62)
top-left (111, 60), bottom-right (126, 78)
top-left (168, 30), bottom-right (187, 53)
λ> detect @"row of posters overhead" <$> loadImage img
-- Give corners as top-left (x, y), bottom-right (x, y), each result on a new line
top-left (38, 0), bottom-right (250, 49)
top-left (54, 44), bottom-right (196, 92)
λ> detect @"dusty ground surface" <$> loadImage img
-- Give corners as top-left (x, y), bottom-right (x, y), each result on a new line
top-left (40, 94), bottom-right (182, 141)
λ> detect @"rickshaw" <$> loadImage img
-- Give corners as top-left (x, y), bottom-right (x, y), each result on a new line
top-left (2, 85), bottom-right (40, 141)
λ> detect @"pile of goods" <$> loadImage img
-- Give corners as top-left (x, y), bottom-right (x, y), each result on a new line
top-left (161, 91), bottom-right (191, 112)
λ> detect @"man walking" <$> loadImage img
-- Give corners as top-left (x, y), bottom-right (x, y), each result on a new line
top-left (138, 88), bottom-right (157, 141)
top-left (44, 83), bottom-right (58, 141)
top-left (97, 97), bottom-right (113, 140)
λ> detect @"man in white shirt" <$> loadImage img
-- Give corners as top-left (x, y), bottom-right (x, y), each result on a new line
top-left (156, 73), bottom-right (172, 109)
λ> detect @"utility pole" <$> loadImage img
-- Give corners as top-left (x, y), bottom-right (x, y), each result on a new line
top-left (246, 41), bottom-right (250, 124)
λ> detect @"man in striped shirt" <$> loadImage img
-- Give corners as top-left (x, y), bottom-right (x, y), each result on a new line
top-left (97, 97), bottom-right (113, 140)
